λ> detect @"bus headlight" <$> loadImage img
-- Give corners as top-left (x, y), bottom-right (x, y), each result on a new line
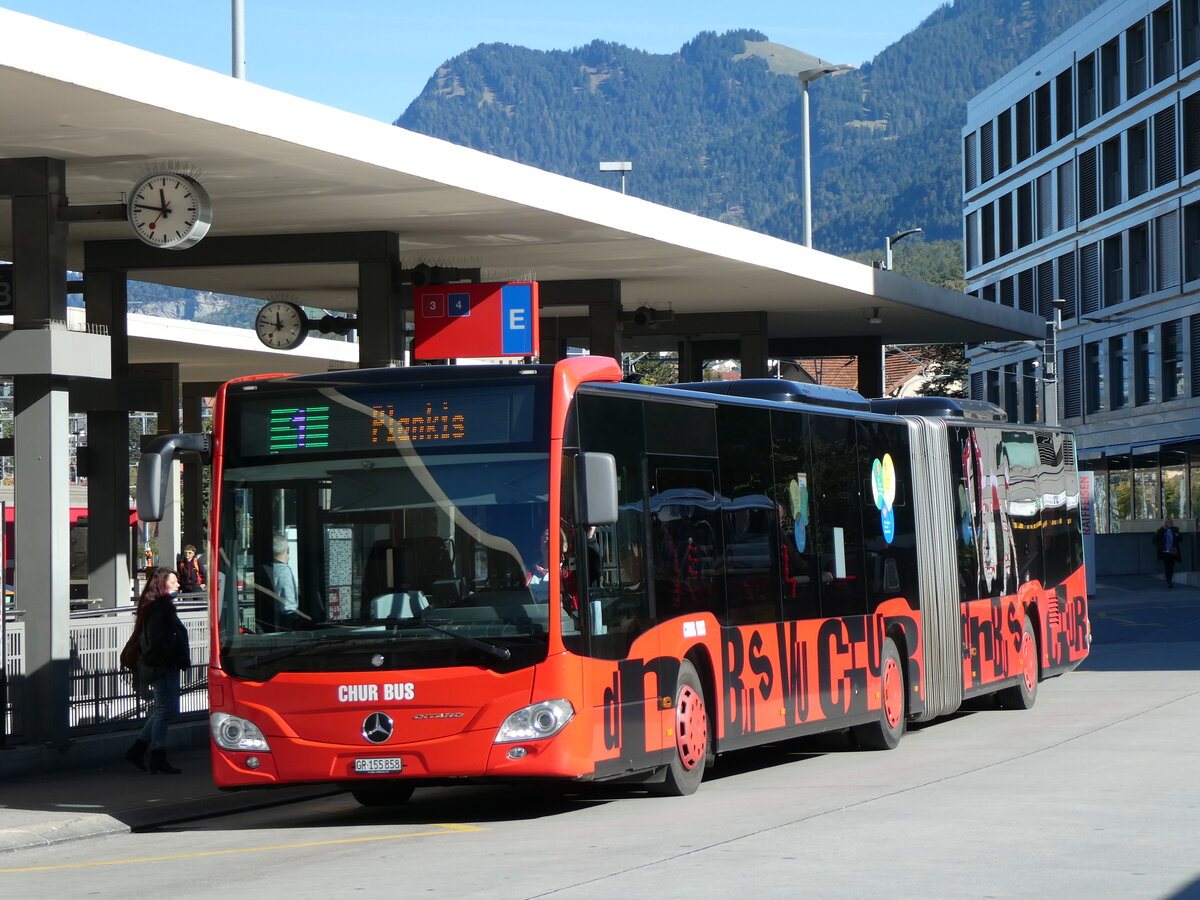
top-left (211, 712), bottom-right (271, 752)
top-left (495, 699), bottom-right (574, 743)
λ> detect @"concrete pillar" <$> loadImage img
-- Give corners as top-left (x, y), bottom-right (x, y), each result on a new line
top-left (739, 314), bottom-right (770, 378)
top-left (588, 295), bottom-right (622, 359)
top-left (84, 269), bottom-right (132, 609)
top-left (6, 157), bottom-right (71, 743)
top-left (855, 336), bottom-right (886, 399)
top-left (358, 254), bottom-right (404, 368)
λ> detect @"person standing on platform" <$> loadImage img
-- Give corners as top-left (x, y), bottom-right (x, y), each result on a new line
top-left (1154, 518), bottom-right (1183, 589)
top-left (177, 545), bottom-right (205, 595)
top-left (124, 567), bottom-right (191, 774)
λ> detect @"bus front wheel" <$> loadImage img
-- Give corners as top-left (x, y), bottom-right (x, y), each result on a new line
top-left (852, 636), bottom-right (906, 751)
top-left (655, 659), bottom-right (709, 796)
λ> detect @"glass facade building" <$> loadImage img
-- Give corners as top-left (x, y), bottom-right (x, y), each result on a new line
top-left (964, 0), bottom-right (1200, 536)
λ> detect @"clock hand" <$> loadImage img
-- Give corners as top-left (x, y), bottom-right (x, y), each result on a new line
top-left (134, 203), bottom-right (167, 212)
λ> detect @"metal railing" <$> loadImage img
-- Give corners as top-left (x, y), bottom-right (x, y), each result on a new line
top-left (3, 605), bottom-right (210, 743)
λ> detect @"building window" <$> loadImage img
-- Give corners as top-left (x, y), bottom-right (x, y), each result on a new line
top-left (1103, 233), bottom-right (1124, 306)
top-left (1184, 0), bottom-right (1200, 68)
top-left (1037, 260), bottom-right (1055, 316)
top-left (1162, 319), bottom-right (1184, 400)
top-left (1037, 170), bottom-right (1054, 239)
top-left (1109, 465), bottom-right (1132, 524)
top-left (1017, 182), bottom-right (1033, 247)
top-left (964, 132), bottom-right (978, 192)
top-left (1127, 20), bottom-right (1149, 98)
top-left (1078, 53), bottom-right (1097, 126)
top-left (1018, 267), bottom-right (1035, 313)
top-left (1057, 161), bottom-right (1076, 228)
top-left (1003, 364), bottom-right (1018, 422)
top-left (1100, 38), bottom-right (1121, 114)
top-left (1185, 202), bottom-right (1200, 282)
top-left (1035, 83), bottom-right (1052, 152)
top-left (1162, 451), bottom-right (1187, 521)
top-left (1129, 121), bottom-right (1149, 198)
top-left (1135, 327), bottom-right (1157, 405)
top-left (1155, 105), bottom-right (1178, 188)
top-left (999, 192), bottom-right (1014, 256)
top-left (998, 108), bottom-right (1013, 173)
top-left (1085, 341), bottom-right (1106, 413)
top-left (1109, 334), bottom-right (1130, 409)
top-left (1191, 316), bottom-right (1200, 396)
top-left (986, 369), bottom-right (1000, 406)
top-left (1063, 344), bottom-right (1082, 419)
top-left (1000, 276), bottom-right (1015, 308)
top-left (982, 282), bottom-right (997, 304)
top-left (981, 120), bottom-right (995, 182)
top-left (1153, 3), bottom-right (1175, 85)
top-left (966, 210), bottom-right (979, 270)
top-left (1079, 146), bottom-right (1098, 220)
top-left (1057, 250), bottom-right (1077, 318)
top-left (1080, 241), bottom-right (1101, 314)
top-left (981, 202), bottom-right (996, 264)
top-left (1184, 92), bottom-right (1200, 174)
top-left (1101, 137), bottom-right (1122, 210)
top-left (1134, 458), bottom-right (1161, 521)
top-left (1130, 223), bottom-right (1150, 298)
top-left (1016, 95), bottom-right (1032, 163)
top-left (1055, 68), bottom-right (1074, 140)
top-left (1156, 210), bottom-right (1181, 290)
top-left (1022, 359), bottom-right (1039, 423)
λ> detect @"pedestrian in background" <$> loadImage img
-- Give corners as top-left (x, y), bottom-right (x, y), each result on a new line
top-left (1153, 519), bottom-right (1183, 589)
top-left (124, 567), bottom-right (191, 774)
top-left (177, 544), bottom-right (205, 595)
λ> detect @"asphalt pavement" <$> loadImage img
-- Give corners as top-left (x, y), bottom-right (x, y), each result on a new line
top-left (0, 574), bottom-right (1190, 855)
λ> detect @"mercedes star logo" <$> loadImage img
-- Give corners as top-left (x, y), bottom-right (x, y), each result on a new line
top-left (362, 712), bottom-right (394, 744)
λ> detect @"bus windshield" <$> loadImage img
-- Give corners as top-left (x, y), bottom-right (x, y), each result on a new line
top-left (215, 373), bottom-right (552, 678)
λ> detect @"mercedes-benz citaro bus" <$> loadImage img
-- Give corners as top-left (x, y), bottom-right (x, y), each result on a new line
top-left (137, 356), bottom-right (1089, 804)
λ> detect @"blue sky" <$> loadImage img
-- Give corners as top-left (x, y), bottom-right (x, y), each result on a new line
top-left (2, 1), bottom-right (946, 121)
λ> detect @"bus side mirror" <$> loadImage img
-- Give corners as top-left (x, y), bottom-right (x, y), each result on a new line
top-left (137, 433), bottom-right (212, 522)
top-left (577, 452), bottom-right (618, 526)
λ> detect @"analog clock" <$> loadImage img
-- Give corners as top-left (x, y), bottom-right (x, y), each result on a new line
top-left (255, 301), bottom-right (310, 350)
top-left (127, 172), bottom-right (212, 249)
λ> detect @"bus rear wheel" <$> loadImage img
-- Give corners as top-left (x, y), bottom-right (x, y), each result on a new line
top-left (997, 615), bottom-right (1039, 710)
top-left (852, 636), bottom-right (906, 751)
top-left (655, 659), bottom-right (709, 796)
top-left (349, 783), bottom-right (416, 806)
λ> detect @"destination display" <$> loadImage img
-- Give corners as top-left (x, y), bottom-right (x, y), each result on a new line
top-left (233, 383), bottom-right (540, 459)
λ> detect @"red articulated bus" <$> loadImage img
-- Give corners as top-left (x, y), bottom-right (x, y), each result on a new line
top-left (138, 356), bottom-right (1090, 803)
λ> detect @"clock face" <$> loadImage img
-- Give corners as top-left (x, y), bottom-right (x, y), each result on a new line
top-left (256, 301), bottom-right (309, 350)
top-left (127, 172), bottom-right (212, 249)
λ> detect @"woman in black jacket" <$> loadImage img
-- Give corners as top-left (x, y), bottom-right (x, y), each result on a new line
top-left (124, 567), bottom-right (192, 774)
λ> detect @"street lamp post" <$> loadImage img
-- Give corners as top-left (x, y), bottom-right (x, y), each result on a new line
top-left (797, 62), bottom-right (853, 248)
top-left (884, 227), bottom-right (923, 271)
top-left (599, 161), bottom-right (632, 195)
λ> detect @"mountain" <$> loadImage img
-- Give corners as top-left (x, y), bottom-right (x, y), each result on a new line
top-left (396, 0), bottom-right (1107, 255)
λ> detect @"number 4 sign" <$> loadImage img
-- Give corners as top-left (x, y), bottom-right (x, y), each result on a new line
top-left (413, 282), bottom-right (539, 360)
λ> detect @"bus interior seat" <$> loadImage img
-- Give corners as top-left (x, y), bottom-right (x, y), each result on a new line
top-left (363, 537), bottom-right (455, 613)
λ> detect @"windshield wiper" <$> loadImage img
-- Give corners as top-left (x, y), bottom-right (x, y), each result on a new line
top-left (388, 620), bottom-right (511, 662)
top-left (246, 634), bottom-right (358, 668)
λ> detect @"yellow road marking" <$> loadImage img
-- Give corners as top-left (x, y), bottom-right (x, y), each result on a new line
top-left (0, 823), bottom-right (484, 873)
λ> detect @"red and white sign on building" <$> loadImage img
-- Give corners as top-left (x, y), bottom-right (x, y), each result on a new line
top-left (413, 282), bottom-right (539, 360)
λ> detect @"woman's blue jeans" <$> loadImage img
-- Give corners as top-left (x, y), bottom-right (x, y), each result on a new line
top-left (138, 672), bottom-right (180, 750)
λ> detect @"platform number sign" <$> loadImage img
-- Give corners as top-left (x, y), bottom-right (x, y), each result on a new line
top-left (413, 282), bottom-right (539, 360)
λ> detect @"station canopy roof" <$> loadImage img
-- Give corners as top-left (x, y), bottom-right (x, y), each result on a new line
top-left (0, 8), bottom-right (1043, 376)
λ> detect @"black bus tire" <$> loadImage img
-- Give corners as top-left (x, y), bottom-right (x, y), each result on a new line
top-left (997, 615), bottom-right (1039, 710)
top-left (852, 636), bottom-right (906, 751)
top-left (656, 659), bottom-right (709, 796)
top-left (350, 783), bottom-right (416, 806)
